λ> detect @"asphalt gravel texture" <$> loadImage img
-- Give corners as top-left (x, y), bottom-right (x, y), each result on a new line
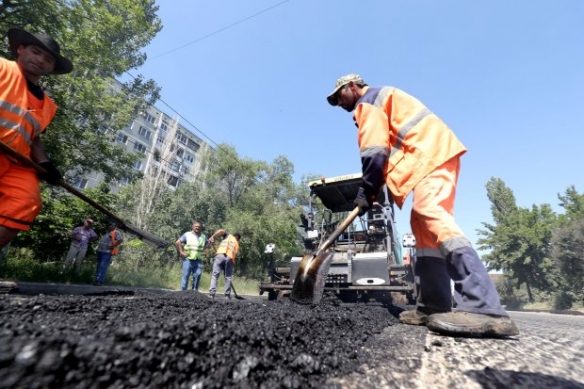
top-left (0, 291), bottom-right (403, 389)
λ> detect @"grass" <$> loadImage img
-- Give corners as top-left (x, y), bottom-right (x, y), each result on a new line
top-left (0, 254), bottom-right (260, 295)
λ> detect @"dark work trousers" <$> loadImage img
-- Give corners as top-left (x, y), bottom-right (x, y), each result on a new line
top-left (208, 253), bottom-right (233, 296)
top-left (415, 256), bottom-right (453, 313)
top-left (446, 246), bottom-right (508, 316)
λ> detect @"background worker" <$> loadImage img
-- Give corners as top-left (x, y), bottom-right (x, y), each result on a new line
top-left (207, 229), bottom-right (241, 299)
top-left (327, 74), bottom-right (518, 338)
top-left (0, 28), bottom-right (73, 250)
top-left (61, 218), bottom-right (97, 275)
top-left (94, 222), bottom-right (123, 286)
top-left (175, 221), bottom-right (211, 292)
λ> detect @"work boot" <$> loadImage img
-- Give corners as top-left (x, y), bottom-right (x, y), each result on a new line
top-left (208, 293), bottom-right (215, 299)
top-left (427, 311), bottom-right (519, 338)
top-left (399, 307), bottom-right (445, 326)
top-left (225, 294), bottom-right (231, 300)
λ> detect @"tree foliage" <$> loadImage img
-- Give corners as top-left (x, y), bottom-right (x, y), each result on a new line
top-left (0, 0), bottom-right (162, 183)
top-left (477, 177), bottom-right (557, 301)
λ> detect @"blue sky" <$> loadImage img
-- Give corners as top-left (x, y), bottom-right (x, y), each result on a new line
top-left (132, 0), bottom-right (584, 251)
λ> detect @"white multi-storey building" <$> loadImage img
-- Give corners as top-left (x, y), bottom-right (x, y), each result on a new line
top-left (77, 103), bottom-right (210, 192)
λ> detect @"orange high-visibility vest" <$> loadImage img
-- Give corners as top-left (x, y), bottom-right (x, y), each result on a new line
top-left (0, 58), bottom-right (57, 157)
top-left (353, 86), bottom-right (467, 208)
top-left (110, 230), bottom-right (119, 255)
top-left (216, 234), bottom-right (239, 262)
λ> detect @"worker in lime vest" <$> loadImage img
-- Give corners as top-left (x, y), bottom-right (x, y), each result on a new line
top-left (176, 221), bottom-right (211, 291)
top-left (208, 229), bottom-right (241, 299)
top-left (94, 222), bottom-right (123, 286)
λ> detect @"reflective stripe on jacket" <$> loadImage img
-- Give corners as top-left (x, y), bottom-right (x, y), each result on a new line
top-left (353, 86), bottom-right (467, 208)
top-left (110, 231), bottom-right (119, 255)
top-left (0, 58), bottom-right (57, 156)
top-left (216, 234), bottom-right (239, 262)
top-left (184, 231), bottom-right (207, 260)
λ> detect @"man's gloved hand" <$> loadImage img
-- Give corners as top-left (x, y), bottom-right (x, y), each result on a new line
top-left (353, 187), bottom-right (375, 216)
top-left (354, 197), bottom-right (373, 216)
top-left (38, 160), bottom-right (62, 185)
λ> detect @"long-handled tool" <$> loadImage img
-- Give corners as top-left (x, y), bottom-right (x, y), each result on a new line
top-left (230, 281), bottom-right (244, 300)
top-left (0, 141), bottom-right (171, 249)
top-left (290, 207), bottom-right (360, 305)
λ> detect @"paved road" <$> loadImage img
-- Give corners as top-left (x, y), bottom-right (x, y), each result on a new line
top-left (5, 282), bottom-right (584, 388)
top-left (332, 311), bottom-right (584, 389)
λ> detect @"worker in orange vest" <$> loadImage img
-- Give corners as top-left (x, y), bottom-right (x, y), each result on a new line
top-left (208, 229), bottom-right (241, 299)
top-left (327, 74), bottom-right (518, 338)
top-left (0, 28), bottom-right (73, 250)
top-left (94, 222), bottom-right (124, 286)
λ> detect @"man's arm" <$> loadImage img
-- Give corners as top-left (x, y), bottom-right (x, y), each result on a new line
top-left (31, 137), bottom-right (62, 185)
top-left (354, 103), bottom-right (390, 198)
top-left (209, 228), bottom-right (226, 243)
top-left (30, 137), bottom-right (50, 164)
top-left (175, 235), bottom-right (187, 257)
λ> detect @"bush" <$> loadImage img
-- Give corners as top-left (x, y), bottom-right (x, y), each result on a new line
top-left (552, 291), bottom-right (573, 310)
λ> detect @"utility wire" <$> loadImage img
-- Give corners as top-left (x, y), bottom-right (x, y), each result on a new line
top-left (149, 0), bottom-right (291, 60)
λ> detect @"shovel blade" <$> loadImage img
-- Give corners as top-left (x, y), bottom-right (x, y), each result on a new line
top-left (290, 251), bottom-right (335, 305)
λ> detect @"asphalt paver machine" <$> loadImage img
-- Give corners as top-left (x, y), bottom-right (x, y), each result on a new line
top-left (259, 173), bottom-right (417, 303)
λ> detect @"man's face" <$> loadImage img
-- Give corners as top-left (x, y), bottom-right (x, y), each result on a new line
top-left (17, 45), bottom-right (56, 76)
top-left (193, 223), bottom-right (202, 233)
top-left (335, 83), bottom-right (359, 112)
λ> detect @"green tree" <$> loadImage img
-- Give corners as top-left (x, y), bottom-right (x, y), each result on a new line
top-left (557, 186), bottom-right (584, 225)
top-left (551, 218), bottom-right (584, 301)
top-left (0, 0), bottom-right (162, 182)
top-left (477, 177), bottom-right (557, 301)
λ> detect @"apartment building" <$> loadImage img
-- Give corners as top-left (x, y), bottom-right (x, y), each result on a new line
top-left (77, 103), bottom-right (210, 192)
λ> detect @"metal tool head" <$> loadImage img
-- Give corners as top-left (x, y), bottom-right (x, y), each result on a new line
top-left (290, 251), bottom-right (335, 305)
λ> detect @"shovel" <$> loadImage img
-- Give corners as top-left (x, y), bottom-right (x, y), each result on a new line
top-left (290, 207), bottom-right (360, 305)
top-left (229, 282), bottom-right (245, 300)
top-left (0, 141), bottom-right (171, 249)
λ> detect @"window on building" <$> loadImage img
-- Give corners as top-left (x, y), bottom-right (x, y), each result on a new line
top-left (138, 126), bottom-right (152, 140)
top-left (96, 125), bottom-right (109, 135)
top-left (119, 177), bottom-right (130, 185)
top-left (144, 113), bottom-right (156, 124)
top-left (133, 142), bottom-right (147, 154)
top-left (187, 139), bottom-right (200, 152)
top-left (160, 123), bottom-right (168, 132)
top-left (184, 154), bottom-right (195, 164)
top-left (72, 178), bottom-right (88, 189)
top-left (116, 133), bottom-right (128, 144)
top-left (171, 159), bottom-right (180, 172)
top-left (176, 148), bottom-right (184, 158)
top-left (181, 166), bottom-right (189, 176)
top-left (134, 160), bottom-right (144, 171)
top-left (167, 175), bottom-right (179, 187)
top-left (176, 132), bottom-right (187, 145)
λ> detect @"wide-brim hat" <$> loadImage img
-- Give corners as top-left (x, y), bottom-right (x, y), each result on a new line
top-left (8, 28), bottom-right (73, 74)
top-left (326, 73), bottom-right (365, 106)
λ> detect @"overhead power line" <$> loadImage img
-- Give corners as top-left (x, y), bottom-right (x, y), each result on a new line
top-left (150, 0), bottom-right (291, 60)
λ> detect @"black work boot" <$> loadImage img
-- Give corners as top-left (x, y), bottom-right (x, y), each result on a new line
top-left (427, 311), bottom-right (519, 337)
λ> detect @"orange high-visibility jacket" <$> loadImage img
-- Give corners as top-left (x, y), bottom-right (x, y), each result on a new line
top-left (110, 230), bottom-right (119, 255)
top-left (353, 86), bottom-right (467, 208)
top-left (0, 58), bottom-right (57, 157)
top-left (216, 233), bottom-right (240, 262)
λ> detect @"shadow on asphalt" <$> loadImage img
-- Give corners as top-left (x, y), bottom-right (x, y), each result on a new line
top-left (467, 368), bottom-right (584, 389)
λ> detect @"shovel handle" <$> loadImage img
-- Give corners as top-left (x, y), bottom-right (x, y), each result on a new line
top-left (0, 141), bottom-right (124, 223)
top-left (314, 207), bottom-right (360, 256)
top-left (0, 141), bottom-right (171, 248)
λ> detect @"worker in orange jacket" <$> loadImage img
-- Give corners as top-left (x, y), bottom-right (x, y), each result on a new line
top-left (208, 229), bottom-right (241, 299)
top-left (327, 74), bottom-right (518, 337)
top-left (0, 28), bottom-right (73, 250)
